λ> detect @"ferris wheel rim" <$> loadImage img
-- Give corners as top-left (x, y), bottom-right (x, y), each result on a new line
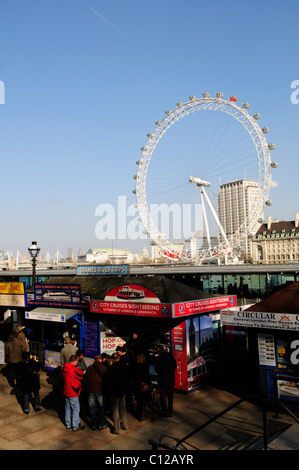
top-left (135, 94), bottom-right (273, 263)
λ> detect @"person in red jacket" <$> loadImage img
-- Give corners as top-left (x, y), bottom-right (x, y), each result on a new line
top-left (61, 355), bottom-right (85, 431)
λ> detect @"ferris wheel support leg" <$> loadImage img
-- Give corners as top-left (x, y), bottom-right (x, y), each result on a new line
top-left (202, 187), bottom-right (230, 247)
top-left (200, 188), bottom-right (211, 250)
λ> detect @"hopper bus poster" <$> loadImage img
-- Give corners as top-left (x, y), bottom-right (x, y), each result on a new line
top-left (172, 315), bottom-right (213, 392)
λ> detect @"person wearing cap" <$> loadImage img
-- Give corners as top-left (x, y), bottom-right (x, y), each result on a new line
top-left (14, 325), bottom-right (29, 352)
top-left (103, 352), bottom-right (130, 434)
top-left (60, 337), bottom-right (78, 366)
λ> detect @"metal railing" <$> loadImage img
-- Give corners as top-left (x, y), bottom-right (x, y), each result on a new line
top-left (148, 395), bottom-right (299, 451)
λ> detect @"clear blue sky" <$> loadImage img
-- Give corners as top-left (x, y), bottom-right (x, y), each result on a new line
top-left (1, 0), bottom-right (298, 257)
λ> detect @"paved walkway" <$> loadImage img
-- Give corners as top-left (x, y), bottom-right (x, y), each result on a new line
top-left (0, 365), bottom-right (268, 451)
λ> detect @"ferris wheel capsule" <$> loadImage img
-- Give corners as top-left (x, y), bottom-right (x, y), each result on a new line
top-left (268, 143), bottom-right (276, 150)
top-left (230, 95), bottom-right (237, 102)
top-left (177, 101), bottom-right (183, 107)
top-left (262, 127), bottom-right (270, 133)
top-left (216, 92), bottom-right (223, 98)
top-left (270, 161), bottom-right (279, 168)
top-left (253, 113), bottom-right (261, 120)
top-left (189, 95), bottom-right (196, 101)
top-left (265, 200), bottom-right (273, 206)
top-left (242, 102), bottom-right (250, 109)
top-left (202, 92), bottom-right (210, 98)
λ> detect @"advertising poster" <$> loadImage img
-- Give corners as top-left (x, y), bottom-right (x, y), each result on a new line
top-left (84, 320), bottom-right (99, 358)
top-left (100, 323), bottom-right (126, 355)
top-left (83, 320), bottom-right (126, 357)
top-left (258, 334), bottom-right (276, 367)
top-left (172, 322), bottom-right (188, 391)
top-left (172, 315), bottom-right (213, 392)
top-left (277, 380), bottom-right (299, 403)
top-left (44, 350), bottom-right (61, 371)
top-left (0, 282), bottom-right (27, 307)
top-left (27, 283), bottom-right (89, 308)
top-left (187, 315), bottom-right (212, 390)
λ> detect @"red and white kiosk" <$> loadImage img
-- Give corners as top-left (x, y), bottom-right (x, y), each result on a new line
top-left (89, 279), bottom-right (237, 392)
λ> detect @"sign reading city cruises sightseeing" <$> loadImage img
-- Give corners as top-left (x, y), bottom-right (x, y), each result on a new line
top-left (91, 284), bottom-right (172, 318)
top-left (173, 295), bottom-right (237, 317)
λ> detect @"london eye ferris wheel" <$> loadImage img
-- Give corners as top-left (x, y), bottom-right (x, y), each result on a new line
top-left (134, 92), bottom-right (278, 264)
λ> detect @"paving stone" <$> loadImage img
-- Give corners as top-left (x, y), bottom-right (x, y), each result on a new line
top-left (0, 438), bottom-right (32, 450)
top-left (0, 366), bottom-right (266, 451)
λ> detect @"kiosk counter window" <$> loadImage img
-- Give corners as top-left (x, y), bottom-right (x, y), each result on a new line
top-left (24, 307), bottom-right (84, 370)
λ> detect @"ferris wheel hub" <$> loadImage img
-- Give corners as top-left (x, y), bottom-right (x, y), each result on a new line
top-left (189, 175), bottom-right (211, 187)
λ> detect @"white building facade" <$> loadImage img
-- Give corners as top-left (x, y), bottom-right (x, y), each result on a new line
top-left (217, 179), bottom-right (263, 262)
top-left (252, 214), bottom-right (299, 264)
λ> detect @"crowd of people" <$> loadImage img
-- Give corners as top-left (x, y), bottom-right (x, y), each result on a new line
top-left (4, 327), bottom-right (177, 435)
top-left (59, 332), bottom-right (177, 434)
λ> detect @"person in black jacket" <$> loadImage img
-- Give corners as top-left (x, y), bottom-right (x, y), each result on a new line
top-left (103, 352), bottom-right (130, 434)
top-left (134, 352), bottom-right (154, 421)
top-left (155, 345), bottom-right (177, 418)
top-left (19, 352), bottom-right (41, 414)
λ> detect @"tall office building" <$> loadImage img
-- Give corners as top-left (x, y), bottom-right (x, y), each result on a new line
top-left (217, 179), bottom-right (263, 261)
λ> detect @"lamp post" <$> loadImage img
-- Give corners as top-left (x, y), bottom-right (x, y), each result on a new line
top-left (28, 241), bottom-right (40, 287)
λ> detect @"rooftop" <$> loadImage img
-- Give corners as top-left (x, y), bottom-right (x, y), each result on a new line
top-left (245, 282), bottom-right (299, 314)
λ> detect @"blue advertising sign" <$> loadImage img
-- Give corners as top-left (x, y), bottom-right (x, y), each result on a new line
top-left (84, 320), bottom-right (99, 358)
top-left (77, 264), bottom-right (129, 276)
top-left (27, 283), bottom-right (90, 308)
